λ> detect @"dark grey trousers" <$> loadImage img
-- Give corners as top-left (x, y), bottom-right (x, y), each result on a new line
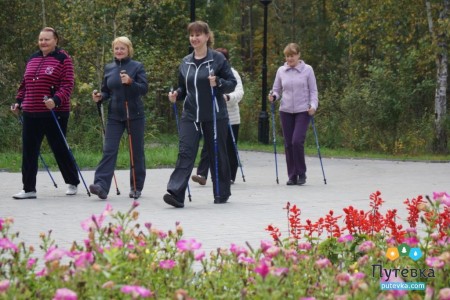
top-left (94, 117), bottom-right (146, 194)
top-left (167, 118), bottom-right (231, 203)
top-left (197, 124), bottom-right (240, 182)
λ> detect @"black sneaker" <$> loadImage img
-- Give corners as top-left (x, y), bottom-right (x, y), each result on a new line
top-left (286, 178), bottom-right (297, 185)
top-left (163, 193), bottom-right (184, 208)
top-left (297, 174), bottom-right (307, 185)
top-left (89, 184), bottom-right (107, 200)
top-left (214, 196), bottom-right (229, 204)
top-left (129, 190), bottom-right (142, 199)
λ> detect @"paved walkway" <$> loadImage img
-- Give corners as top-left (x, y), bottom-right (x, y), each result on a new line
top-left (1, 151), bottom-right (449, 255)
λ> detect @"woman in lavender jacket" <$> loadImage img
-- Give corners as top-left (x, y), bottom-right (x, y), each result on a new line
top-left (269, 43), bottom-right (318, 186)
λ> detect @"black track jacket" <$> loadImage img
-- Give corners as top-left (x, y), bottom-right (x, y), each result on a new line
top-left (176, 49), bottom-right (237, 122)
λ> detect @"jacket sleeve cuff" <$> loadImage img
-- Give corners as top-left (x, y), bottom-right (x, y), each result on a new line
top-left (53, 95), bottom-right (62, 107)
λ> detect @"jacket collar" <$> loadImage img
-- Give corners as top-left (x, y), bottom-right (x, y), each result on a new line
top-left (38, 47), bottom-right (60, 57)
top-left (283, 60), bottom-right (305, 73)
top-left (186, 48), bottom-right (214, 63)
top-left (114, 57), bottom-right (131, 65)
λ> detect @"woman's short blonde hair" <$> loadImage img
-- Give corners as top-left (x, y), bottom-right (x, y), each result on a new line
top-left (112, 36), bottom-right (134, 58)
top-left (187, 21), bottom-right (214, 48)
top-left (283, 43), bottom-right (300, 56)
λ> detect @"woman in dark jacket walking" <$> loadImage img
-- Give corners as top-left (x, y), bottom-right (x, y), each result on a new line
top-left (164, 21), bottom-right (237, 208)
top-left (11, 27), bottom-right (80, 199)
top-left (89, 36), bottom-right (148, 200)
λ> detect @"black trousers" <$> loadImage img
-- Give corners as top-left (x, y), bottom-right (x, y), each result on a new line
top-left (167, 118), bottom-right (231, 203)
top-left (94, 117), bottom-right (146, 194)
top-left (22, 114), bottom-right (80, 192)
top-left (197, 124), bottom-right (240, 182)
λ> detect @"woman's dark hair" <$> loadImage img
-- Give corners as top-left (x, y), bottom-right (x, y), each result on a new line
top-left (215, 48), bottom-right (229, 60)
top-left (187, 21), bottom-right (214, 48)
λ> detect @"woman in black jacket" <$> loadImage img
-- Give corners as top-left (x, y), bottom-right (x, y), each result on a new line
top-left (164, 21), bottom-right (237, 208)
top-left (90, 36), bottom-right (148, 200)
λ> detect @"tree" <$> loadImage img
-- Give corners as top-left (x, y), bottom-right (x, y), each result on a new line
top-left (426, 0), bottom-right (449, 154)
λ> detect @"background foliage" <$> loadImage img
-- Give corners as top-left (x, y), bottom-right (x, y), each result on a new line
top-left (0, 0), bottom-right (448, 155)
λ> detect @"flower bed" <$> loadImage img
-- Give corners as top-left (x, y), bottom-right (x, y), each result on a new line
top-left (0, 192), bottom-right (449, 299)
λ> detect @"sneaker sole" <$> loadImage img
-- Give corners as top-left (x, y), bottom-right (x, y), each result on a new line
top-left (13, 195), bottom-right (37, 199)
top-left (89, 185), bottom-right (107, 200)
top-left (163, 194), bottom-right (184, 208)
top-left (191, 175), bottom-right (206, 186)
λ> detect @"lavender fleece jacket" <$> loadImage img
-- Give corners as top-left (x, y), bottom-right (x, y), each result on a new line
top-left (271, 60), bottom-right (318, 113)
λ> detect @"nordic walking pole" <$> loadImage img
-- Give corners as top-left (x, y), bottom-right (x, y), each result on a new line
top-left (171, 87), bottom-right (192, 202)
top-left (228, 123), bottom-right (245, 182)
top-left (311, 116), bottom-right (327, 184)
top-left (44, 97), bottom-right (91, 196)
top-left (94, 90), bottom-right (121, 195)
top-left (209, 68), bottom-right (220, 197)
top-left (269, 91), bottom-right (279, 184)
top-left (120, 70), bottom-right (138, 199)
top-left (14, 113), bottom-right (58, 188)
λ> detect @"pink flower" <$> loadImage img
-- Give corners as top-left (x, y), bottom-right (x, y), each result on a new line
top-left (195, 250), bottom-right (205, 261)
top-left (352, 272), bottom-right (366, 280)
top-left (53, 288), bottom-right (77, 300)
top-left (0, 219), bottom-right (3, 231)
top-left (283, 249), bottom-right (299, 262)
top-left (403, 236), bottom-right (419, 247)
top-left (0, 280), bottom-right (10, 293)
top-left (81, 204), bottom-right (113, 231)
top-left (439, 288), bottom-right (450, 300)
top-left (0, 238), bottom-right (18, 252)
top-left (260, 240), bottom-right (272, 252)
top-left (425, 286), bottom-right (434, 300)
top-left (433, 192), bottom-right (450, 206)
top-left (112, 238), bottom-right (123, 248)
top-left (121, 285), bottom-right (153, 298)
top-left (238, 256), bottom-right (255, 264)
top-left (336, 272), bottom-right (350, 286)
top-left (230, 243), bottom-right (248, 257)
top-left (27, 258), bottom-right (37, 269)
top-left (35, 267), bottom-right (47, 277)
top-left (338, 235), bottom-right (354, 243)
top-left (159, 259), bottom-right (176, 269)
top-left (265, 246), bottom-right (280, 258)
top-left (358, 241), bottom-right (375, 253)
top-left (315, 258), bottom-right (331, 268)
top-left (44, 246), bottom-right (67, 262)
top-left (73, 251), bottom-right (94, 269)
top-left (357, 255), bottom-right (369, 266)
top-left (272, 267), bottom-right (289, 276)
top-left (176, 239), bottom-right (202, 253)
top-left (426, 256), bottom-right (445, 269)
top-left (298, 242), bottom-right (312, 250)
top-left (254, 260), bottom-right (270, 279)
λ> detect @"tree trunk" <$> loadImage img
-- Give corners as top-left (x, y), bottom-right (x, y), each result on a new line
top-left (426, 0), bottom-right (448, 153)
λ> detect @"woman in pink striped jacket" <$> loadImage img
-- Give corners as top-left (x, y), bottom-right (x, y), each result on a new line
top-left (10, 27), bottom-right (80, 199)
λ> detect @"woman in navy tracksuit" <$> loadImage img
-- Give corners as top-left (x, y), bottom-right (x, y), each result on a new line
top-left (90, 36), bottom-right (148, 200)
top-left (11, 27), bottom-right (80, 199)
top-left (164, 21), bottom-right (237, 208)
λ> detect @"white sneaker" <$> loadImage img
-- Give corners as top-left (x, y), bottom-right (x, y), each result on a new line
top-left (66, 184), bottom-right (78, 195)
top-left (13, 190), bottom-right (37, 199)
